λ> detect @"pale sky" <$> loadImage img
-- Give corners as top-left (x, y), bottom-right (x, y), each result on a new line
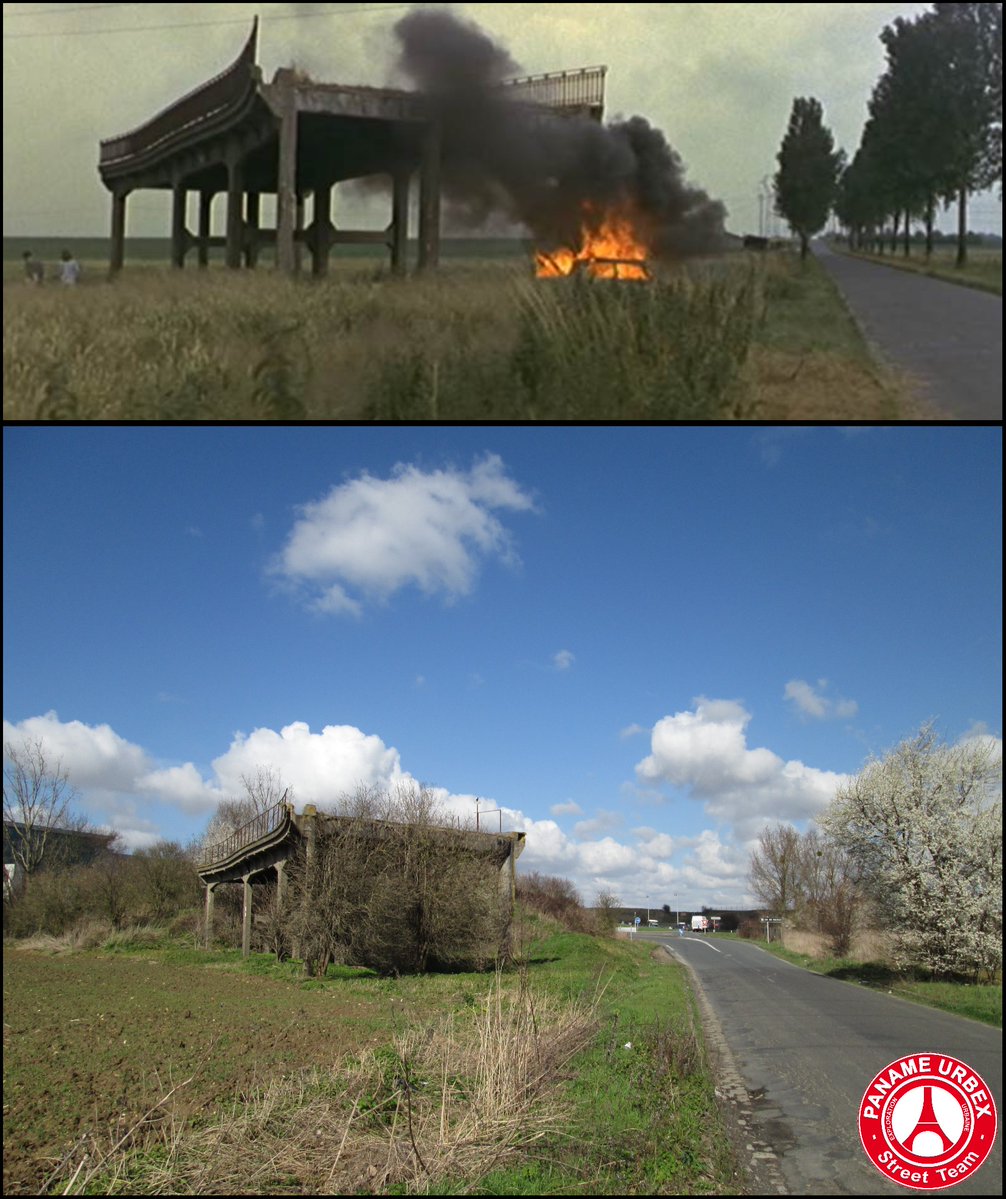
top-left (3, 2), bottom-right (1002, 239)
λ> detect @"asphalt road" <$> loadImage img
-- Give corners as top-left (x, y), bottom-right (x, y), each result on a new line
top-left (812, 242), bottom-right (1002, 421)
top-left (646, 932), bottom-right (1002, 1195)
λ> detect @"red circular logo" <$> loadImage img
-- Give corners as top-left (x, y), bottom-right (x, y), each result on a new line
top-left (859, 1054), bottom-right (998, 1190)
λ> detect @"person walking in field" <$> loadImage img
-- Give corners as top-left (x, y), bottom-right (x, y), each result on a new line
top-left (22, 250), bottom-right (44, 284)
top-left (59, 249), bottom-right (80, 285)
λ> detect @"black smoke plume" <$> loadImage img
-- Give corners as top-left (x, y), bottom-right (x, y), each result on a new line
top-left (392, 8), bottom-right (727, 257)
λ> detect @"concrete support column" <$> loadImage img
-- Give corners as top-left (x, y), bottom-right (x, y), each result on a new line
top-left (244, 191), bottom-right (260, 268)
top-left (226, 150), bottom-right (244, 270)
top-left (303, 805), bottom-right (317, 879)
top-left (311, 184), bottom-right (333, 277)
top-left (275, 859), bottom-right (287, 908)
top-left (418, 118), bottom-right (442, 273)
top-left (295, 193), bottom-right (306, 275)
top-left (171, 180), bottom-right (187, 269)
top-left (242, 874), bottom-right (253, 957)
top-left (277, 81), bottom-right (299, 276)
top-left (204, 883), bottom-right (216, 949)
top-left (109, 188), bottom-right (129, 277)
top-left (391, 172), bottom-right (409, 277)
top-left (198, 191), bottom-right (213, 268)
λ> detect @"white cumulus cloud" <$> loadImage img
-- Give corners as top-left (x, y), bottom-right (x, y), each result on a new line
top-left (4, 710), bottom-right (150, 793)
top-left (552, 649), bottom-right (575, 671)
top-left (273, 454), bottom-right (536, 615)
top-left (635, 697), bottom-right (848, 839)
top-left (2, 712), bottom-right (222, 849)
top-left (210, 721), bottom-right (410, 803)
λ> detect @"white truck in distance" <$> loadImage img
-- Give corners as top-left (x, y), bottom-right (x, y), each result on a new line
top-left (691, 915), bottom-right (708, 932)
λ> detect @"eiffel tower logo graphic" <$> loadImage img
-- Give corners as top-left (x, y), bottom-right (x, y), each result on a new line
top-left (898, 1086), bottom-right (958, 1156)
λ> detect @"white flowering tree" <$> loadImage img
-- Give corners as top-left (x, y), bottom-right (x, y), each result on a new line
top-left (818, 724), bottom-right (1002, 981)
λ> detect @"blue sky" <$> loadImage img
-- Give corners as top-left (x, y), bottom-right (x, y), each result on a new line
top-left (3, 426), bottom-right (1002, 911)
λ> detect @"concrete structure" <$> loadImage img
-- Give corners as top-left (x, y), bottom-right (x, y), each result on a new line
top-left (197, 800), bottom-right (526, 958)
top-left (97, 20), bottom-right (606, 277)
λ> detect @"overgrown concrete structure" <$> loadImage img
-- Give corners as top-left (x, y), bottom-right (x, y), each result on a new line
top-left (198, 800), bottom-right (526, 959)
top-left (97, 19), bottom-right (606, 277)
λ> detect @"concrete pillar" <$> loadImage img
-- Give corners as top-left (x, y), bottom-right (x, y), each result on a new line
top-left (226, 151), bottom-right (244, 270)
top-left (244, 191), bottom-right (260, 268)
top-left (204, 882), bottom-right (215, 949)
top-left (312, 184), bottom-right (332, 277)
top-left (277, 82), bottom-right (298, 276)
top-left (275, 858), bottom-right (287, 907)
top-left (198, 191), bottom-right (213, 268)
top-left (391, 172), bottom-right (409, 277)
top-left (109, 188), bottom-right (129, 277)
top-left (295, 193), bottom-right (306, 275)
top-left (242, 874), bottom-right (253, 957)
top-left (171, 181), bottom-right (187, 269)
top-left (303, 805), bottom-right (317, 877)
top-left (418, 119), bottom-right (442, 273)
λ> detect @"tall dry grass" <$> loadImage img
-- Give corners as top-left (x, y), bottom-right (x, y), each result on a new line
top-left (4, 252), bottom-right (919, 419)
top-left (3, 260), bottom-right (762, 421)
top-left (52, 969), bottom-right (600, 1195)
top-left (781, 927), bottom-right (893, 962)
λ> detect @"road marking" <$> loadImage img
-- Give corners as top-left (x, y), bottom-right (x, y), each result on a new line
top-left (666, 937), bottom-right (723, 953)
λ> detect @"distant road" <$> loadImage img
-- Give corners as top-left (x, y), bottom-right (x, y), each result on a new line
top-left (812, 242), bottom-right (1002, 420)
top-left (652, 932), bottom-right (1002, 1195)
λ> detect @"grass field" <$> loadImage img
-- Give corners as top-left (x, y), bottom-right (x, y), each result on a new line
top-left (838, 244), bottom-right (1003, 296)
top-left (2, 918), bottom-right (740, 1196)
top-left (3, 245), bottom-right (918, 421)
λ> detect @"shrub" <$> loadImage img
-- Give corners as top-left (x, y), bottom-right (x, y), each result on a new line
top-left (516, 871), bottom-right (596, 933)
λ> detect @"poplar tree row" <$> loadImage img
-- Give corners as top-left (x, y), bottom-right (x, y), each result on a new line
top-left (774, 3), bottom-right (1001, 265)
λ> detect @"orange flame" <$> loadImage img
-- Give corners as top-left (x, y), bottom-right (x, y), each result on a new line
top-left (536, 207), bottom-right (650, 280)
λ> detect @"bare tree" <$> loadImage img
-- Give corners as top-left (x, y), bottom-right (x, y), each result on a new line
top-left (3, 738), bottom-right (82, 883)
top-left (240, 764), bottom-right (291, 813)
top-left (83, 835), bottom-right (132, 929)
top-left (202, 765), bottom-right (292, 850)
top-left (799, 828), bottom-right (865, 957)
top-left (594, 888), bottom-right (621, 934)
top-left (748, 823), bottom-right (804, 916)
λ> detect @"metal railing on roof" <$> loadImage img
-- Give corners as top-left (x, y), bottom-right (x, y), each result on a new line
top-left (497, 66), bottom-right (607, 112)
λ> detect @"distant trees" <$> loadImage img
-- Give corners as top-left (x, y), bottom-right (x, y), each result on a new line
top-left (837, 3), bottom-right (1002, 265)
top-left (4, 836), bottom-right (201, 938)
top-left (773, 97), bottom-right (844, 258)
top-left (819, 724), bottom-right (1001, 981)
